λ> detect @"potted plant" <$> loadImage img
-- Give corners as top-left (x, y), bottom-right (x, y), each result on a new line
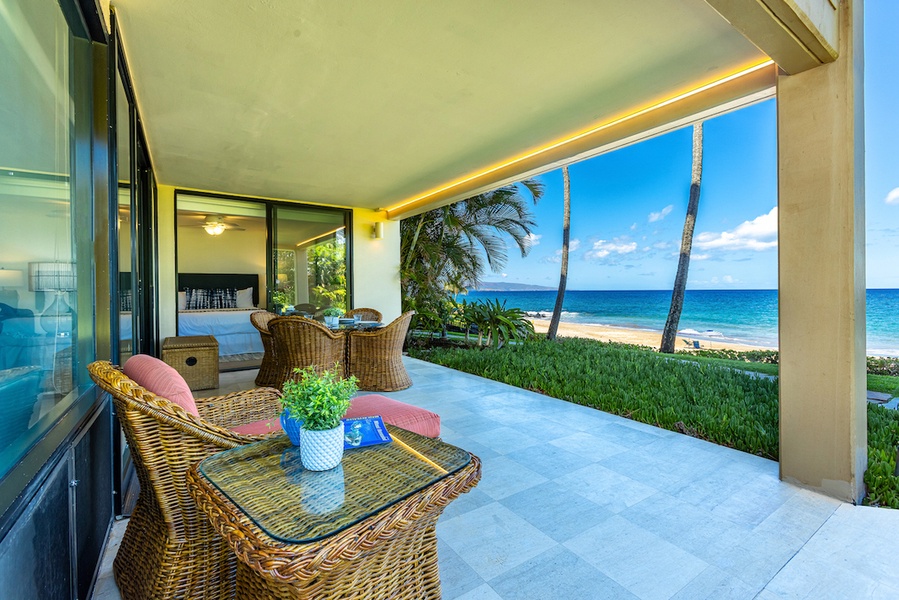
top-left (279, 365), bottom-right (358, 471)
top-left (322, 307), bottom-right (343, 327)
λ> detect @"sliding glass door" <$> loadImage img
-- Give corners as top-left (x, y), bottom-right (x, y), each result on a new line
top-left (270, 205), bottom-right (349, 315)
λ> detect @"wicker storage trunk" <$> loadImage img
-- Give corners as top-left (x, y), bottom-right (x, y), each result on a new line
top-left (161, 335), bottom-right (219, 390)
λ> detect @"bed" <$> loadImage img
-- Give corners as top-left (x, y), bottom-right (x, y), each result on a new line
top-left (176, 273), bottom-right (264, 358)
top-left (117, 273), bottom-right (265, 359)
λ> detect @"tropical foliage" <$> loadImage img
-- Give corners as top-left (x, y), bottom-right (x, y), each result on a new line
top-left (308, 237), bottom-right (347, 310)
top-left (457, 298), bottom-right (535, 348)
top-left (400, 181), bottom-right (543, 332)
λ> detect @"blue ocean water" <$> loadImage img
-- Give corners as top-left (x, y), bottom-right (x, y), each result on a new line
top-left (458, 289), bottom-right (899, 356)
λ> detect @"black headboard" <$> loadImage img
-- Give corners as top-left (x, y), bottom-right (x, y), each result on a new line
top-left (178, 273), bottom-right (260, 306)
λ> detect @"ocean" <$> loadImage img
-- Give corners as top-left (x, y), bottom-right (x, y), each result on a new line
top-left (458, 289), bottom-right (899, 357)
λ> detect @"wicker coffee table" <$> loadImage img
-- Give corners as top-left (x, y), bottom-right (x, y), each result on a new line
top-left (186, 425), bottom-right (481, 599)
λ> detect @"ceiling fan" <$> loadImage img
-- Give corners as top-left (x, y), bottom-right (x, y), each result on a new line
top-left (196, 214), bottom-right (246, 235)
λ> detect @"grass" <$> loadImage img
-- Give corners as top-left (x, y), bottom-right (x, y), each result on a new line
top-left (408, 336), bottom-right (899, 508)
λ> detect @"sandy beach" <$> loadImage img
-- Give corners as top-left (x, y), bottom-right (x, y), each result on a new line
top-left (528, 318), bottom-right (775, 352)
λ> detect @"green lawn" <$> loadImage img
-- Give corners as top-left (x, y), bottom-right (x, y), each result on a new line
top-left (408, 337), bottom-right (899, 508)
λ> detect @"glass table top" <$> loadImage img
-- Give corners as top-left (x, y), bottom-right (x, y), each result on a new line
top-left (197, 425), bottom-right (471, 544)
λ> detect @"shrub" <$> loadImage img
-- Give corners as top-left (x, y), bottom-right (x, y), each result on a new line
top-left (865, 404), bottom-right (899, 508)
top-left (687, 348), bottom-right (780, 364)
top-left (869, 357), bottom-right (899, 377)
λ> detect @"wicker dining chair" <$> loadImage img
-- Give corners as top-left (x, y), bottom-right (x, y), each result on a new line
top-left (347, 311), bottom-right (415, 391)
top-left (250, 310), bottom-right (279, 387)
top-left (87, 360), bottom-right (282, 600)
top-left (344, 307), bottom-right (383, 322)
top-left (268, 316), bottom-right (348, 387)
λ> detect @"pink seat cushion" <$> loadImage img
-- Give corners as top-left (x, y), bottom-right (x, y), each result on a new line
top-left (345, 394), bottom-right (440, 438)
top-left (231, 418), bottom-right (282, 436)
top-left (123, 354), bottom-right (200, 417)
top-left (231, 394), bottom-right (440, 438)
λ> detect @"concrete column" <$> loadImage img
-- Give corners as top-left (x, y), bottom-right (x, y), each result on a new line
top-left (777, 0), bottom-right (865, 502)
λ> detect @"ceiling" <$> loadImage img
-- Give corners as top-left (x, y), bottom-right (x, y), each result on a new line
top-left (113, 1), bottom-right (769, 215)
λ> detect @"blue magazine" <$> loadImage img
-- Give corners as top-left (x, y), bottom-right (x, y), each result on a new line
top-left (342, 415), bottom-right (392, 449)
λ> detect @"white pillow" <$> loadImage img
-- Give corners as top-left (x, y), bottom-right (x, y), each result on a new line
top-left (178, 291), bottom-right (187, 311)
top-left (236, 287), bottom-right (255, 309)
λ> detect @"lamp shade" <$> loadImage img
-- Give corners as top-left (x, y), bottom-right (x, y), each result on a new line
top-left (29, 262), bottom-right (76, 292)
top-left (0, 268), bottom-right (24, 287)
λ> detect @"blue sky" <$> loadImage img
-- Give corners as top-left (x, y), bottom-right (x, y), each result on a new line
top-left (493, 1), bottom-right (897, 291)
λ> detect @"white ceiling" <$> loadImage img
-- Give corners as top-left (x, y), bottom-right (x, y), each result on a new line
top-left (112, 0), bottom-right (767, 213)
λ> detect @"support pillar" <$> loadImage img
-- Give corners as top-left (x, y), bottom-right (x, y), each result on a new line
top-left (777, 0), bottom-right (865, 502)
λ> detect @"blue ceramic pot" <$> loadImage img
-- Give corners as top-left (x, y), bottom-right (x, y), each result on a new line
top-left (280, 413), bottom-right (304, 446)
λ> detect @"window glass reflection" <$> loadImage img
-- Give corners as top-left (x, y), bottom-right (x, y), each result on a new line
top-left (0, 0), bottom-right (78, 478)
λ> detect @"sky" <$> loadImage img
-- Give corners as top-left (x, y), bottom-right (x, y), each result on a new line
top-left (491, 1), bottom-right (898, 292)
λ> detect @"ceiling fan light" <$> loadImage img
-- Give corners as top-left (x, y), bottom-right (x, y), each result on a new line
top-left (204, 222), bottom-right (226, 236)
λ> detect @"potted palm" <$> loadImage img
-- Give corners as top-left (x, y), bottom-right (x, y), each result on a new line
top-left (280, 365), bottom-right (358, 471)
top-left (322, 307), bottom-right (343, 327)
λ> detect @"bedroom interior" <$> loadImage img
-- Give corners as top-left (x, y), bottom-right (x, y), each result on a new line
top-left (166, 191), bottom-right (352, 372)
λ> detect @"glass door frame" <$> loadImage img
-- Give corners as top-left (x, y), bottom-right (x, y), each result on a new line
top-left (109, 12), bottom-right (159, 516)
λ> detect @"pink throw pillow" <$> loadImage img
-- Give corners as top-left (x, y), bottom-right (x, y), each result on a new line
top-left (123, 355), bottom-right (200, 417)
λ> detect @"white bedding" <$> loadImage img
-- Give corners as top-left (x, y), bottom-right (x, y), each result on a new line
top-left (178, 309), bottom-right (262, 357)
top-left (119, 309), bottom-right (263, 357)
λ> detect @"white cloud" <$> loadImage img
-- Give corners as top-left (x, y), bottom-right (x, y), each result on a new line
top-left (648, 205), bottom-right (674, 223)
top-left (692, 253), bottom-right (710, 261)
top-left (525, 233), bottom-right (542, 246)
top-left (711, 275), bottom-right (740, 285)
top-left (653, 241), bottom-right (671, 250)
top-left (630, 222), bottom-right (638, 231)
top-left (694, 207), bottom-right (778, 252)
top-left (542, 238), bottom-right (582, 264)
top-left (585, 239), bottom-right (638, 260)
top-left (886, 188), bottom-right (899, 205)
top-left (501, 273), bottom-right (507, 278)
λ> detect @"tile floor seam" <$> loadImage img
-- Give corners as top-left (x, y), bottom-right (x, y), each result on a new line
top-left (752, 502), bottom-right (842, 598)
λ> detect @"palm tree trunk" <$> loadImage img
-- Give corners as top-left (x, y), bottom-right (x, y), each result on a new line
top-left (660, 123), bottom-right (703, 354)
top-left (402, 216), bottom-right (426, 270)
top-left (547, 166), bottom-right (571, 341)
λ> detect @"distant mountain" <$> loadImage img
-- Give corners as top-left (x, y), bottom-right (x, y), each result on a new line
top-left (472, 282), bottom-right (555, 291)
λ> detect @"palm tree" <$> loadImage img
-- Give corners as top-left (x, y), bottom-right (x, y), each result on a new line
top-left (660, 123), bottom-right (703, 353)
top-left (547, 165), bottom-right (571, 341)
top-left (400, 180), bottom-right (543, 331)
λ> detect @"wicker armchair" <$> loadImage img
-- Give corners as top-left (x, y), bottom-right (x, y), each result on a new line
top-left (268, 316), bottom-right (348, 387)
top-left (347, 311), bottom-right (415, 391)
top-left (250, 310), bottom-right (279, 387)
top-left (87, 360), bottom-right (282, 600)
top-left (344, 307), bottom-right (383, 322)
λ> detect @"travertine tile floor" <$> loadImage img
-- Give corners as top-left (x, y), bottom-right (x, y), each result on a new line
top-left (92, 357), bottom-right (899, 599)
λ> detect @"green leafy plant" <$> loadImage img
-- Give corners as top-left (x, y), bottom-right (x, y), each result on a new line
top-left (280, 365), bottom-right (358, 431)
top-left (471, 299), bottom-right (535, 348)
top-left (322, 307), bottom-right (343, 317)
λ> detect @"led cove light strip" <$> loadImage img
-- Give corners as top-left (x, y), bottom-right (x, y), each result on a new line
top-left (386, 59), bottom-right (775, 214)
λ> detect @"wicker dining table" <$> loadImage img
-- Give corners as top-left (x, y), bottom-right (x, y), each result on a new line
top-left (186, 425), bottom-right (481, 599)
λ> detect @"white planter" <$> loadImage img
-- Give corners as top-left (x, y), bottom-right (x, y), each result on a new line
top-left (300, 422), bottom-right (345, 471)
